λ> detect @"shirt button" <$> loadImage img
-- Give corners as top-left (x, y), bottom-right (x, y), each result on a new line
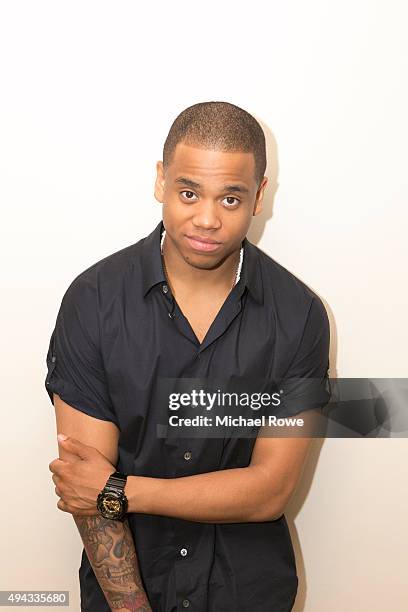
top-left (51, 356), bottom-right (56, 363)
top-left (182, 599), bottom-right (190, 608)
top-left (183, 451), bottom-right (192, 461)
top-left (162, 284), bottom-right (168, 293)
top-left (180, 547), bottom-right (188, 557)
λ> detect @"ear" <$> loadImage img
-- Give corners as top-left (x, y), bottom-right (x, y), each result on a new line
top-left (253, 176), bottom-right (268, 216)
top-left (154, 161), bottom-right (166, 203)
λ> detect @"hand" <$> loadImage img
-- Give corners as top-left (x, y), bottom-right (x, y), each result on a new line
top-left (49, 434), bottom-right (116, 516)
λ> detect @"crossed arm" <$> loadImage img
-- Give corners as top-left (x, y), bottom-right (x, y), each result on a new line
top-left (124, 427), bottom-right (315, 523)
top-left (53, 395), bottom-right (152, 612)
top-left (52, 394), bottom-right (316, 609)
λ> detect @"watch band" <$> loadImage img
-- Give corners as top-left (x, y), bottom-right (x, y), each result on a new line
top-left (105, 471), bottom-right (128, 491)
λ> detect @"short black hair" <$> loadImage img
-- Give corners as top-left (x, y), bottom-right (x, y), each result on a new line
top-left (163, 101), bottom-right (267, 185)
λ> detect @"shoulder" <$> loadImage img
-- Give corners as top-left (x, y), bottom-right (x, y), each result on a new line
top-left (254, 244), bottom-right (328, 325)
top-left (59, 237), bottom-right (144, 309)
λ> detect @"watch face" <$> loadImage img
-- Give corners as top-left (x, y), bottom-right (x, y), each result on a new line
top-left (97, 491), bottom-right (127, 520)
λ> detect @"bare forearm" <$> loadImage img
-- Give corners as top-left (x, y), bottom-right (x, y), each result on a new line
top-left (74, 514), bottom-right (151, 611)
top-left (125, 466), bottom-right (283, 523)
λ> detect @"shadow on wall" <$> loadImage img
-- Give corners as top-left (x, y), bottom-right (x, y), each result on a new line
top-left (247, 119), bottom-right (279, 247)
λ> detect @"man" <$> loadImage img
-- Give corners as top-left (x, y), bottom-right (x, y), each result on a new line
top-left (46, 101), bottom-right (331, 612)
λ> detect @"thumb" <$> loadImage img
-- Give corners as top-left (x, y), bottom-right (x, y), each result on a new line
top-left (57, 434), bottom-right (92, 460)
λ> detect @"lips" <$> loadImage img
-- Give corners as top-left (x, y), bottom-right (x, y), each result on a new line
top-left (185, 234), bottom-right (222, 253)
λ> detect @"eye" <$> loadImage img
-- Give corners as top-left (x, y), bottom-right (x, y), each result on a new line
top-left (180, 190), bottom-right (198, 201)
top-left (222, 196), bottom-right (240, 208)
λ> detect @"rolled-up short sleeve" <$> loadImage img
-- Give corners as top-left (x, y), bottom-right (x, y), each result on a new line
top-left (277, 296), bottom-right (331, 417)
top-left (45, 272), bottom-right (119, 427)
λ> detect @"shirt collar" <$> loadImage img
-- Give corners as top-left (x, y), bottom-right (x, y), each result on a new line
top-left (141, 220), bottom-right (264, 305)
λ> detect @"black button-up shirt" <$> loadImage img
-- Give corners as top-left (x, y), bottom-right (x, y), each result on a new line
top-left (45, 220), bottom-right (330, 612)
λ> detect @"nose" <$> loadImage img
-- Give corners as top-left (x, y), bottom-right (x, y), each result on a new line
top-left (191, 198), bottom-right (222, 231)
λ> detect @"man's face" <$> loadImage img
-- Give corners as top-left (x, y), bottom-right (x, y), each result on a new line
top-left (154, 142), bottom-right (267, 270)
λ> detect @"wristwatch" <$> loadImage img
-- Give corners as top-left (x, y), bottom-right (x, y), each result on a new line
top-left (96, 471), bottom-right (129, 521)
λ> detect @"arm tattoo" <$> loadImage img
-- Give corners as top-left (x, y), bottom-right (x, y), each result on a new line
top-left (74, 515), bottom-right (152, 611)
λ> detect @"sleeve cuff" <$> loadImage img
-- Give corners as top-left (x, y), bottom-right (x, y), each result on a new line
top-left (45, 375), bottom-right (119, 427)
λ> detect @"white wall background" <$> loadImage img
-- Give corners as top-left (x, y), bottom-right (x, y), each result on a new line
top-left (1, 1), bottom-right (407, 610)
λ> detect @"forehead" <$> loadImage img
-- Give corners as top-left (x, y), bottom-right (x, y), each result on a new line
top-left (166, 142), bottom-right (257, 186)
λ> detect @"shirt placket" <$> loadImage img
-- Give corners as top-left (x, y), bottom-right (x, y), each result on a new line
top-left (157, 282), bottom-right (246, 610)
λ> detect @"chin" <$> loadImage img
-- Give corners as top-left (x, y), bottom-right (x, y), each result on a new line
top-left (184, 251), bottom-right (228, 271)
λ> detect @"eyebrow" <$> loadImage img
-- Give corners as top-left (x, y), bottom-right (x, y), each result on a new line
top-left (175, 177), bottom-right (201, 189)
top-left (175, 177), bottom-right (250, 194)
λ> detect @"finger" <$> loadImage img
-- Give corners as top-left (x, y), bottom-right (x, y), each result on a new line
top-left (57, 436), bottom-right (92, 460)
top-left (57, 499), bottom-right (69, 512)
top-left (49, 458), bottom-right (67, 473)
